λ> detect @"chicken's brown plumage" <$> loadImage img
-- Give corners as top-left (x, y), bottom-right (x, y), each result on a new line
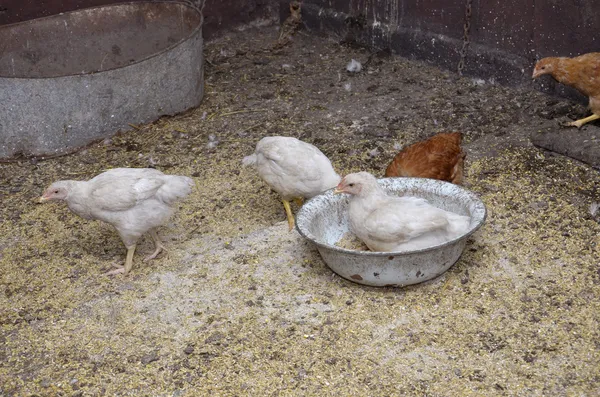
top-left (385, 132), bottom-right (465, 184)
top-left (532, 52), bottom-right (600, 128)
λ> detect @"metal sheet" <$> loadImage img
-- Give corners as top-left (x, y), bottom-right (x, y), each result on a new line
top-left (0, 2), bottom-right (204, 159)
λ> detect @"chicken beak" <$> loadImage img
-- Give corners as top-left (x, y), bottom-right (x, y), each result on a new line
top-left (531, 69), bottom-right (540, 79)
top-left (38, 196), bottom-right (48, 203)
top-left (333, 179), bottom-right (346, 194)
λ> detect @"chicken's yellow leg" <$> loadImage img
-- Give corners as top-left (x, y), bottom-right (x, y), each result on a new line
top-left (144, 229), bottom-right (167, 262)
top-left (567, 113), bottom-right (600, 128)
top-left (105, 245), bottom-right (136, 276)
top-left (123, 245), bottom-right (136, 274)
top-left (283, 199), bottom-right (295, 231)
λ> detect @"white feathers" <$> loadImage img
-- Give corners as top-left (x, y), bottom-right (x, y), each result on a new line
top-left (242, 153), bottom-right (258, 167)
top-left (243, 136), bottom-right (341, 200)
top-left (346, 59), bottom-right (362, 73)
top-left (590, 202), bottom-right (599, 217)
top-left (46, 168), bottom-right (193, 247)
top-left (342, 172), bottom-right (471, 252)
top-left (157, 174), bottom-right (194, 205)
top-left (206, 134), bottom-right (219, 149)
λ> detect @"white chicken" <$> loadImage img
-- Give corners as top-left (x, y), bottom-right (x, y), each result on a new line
top-left (40, 168), bottom-right (194, 275)
top-left (243, 136), bottom-right (341, 230)
top-left (334, 172), bottom-right (470, 252)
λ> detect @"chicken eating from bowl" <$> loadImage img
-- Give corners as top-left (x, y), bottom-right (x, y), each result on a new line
top-left (532, 52), bottom-right (600, 128)
top-left (385, 132), bottom-right (465, 184)
top-left (334, 172), bottom-right (471, 252)
top-left (40, 168), bottom-right (194, 275)
top-left (243, 136), bottom-right (341, 230)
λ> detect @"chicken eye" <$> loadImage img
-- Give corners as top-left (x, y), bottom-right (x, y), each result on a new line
top-left (349, 183), bottom-right (355, 187)
top-left (540, 66), bottom-right (546, 70)
top-left (54, 190), bottom-right (59, 193)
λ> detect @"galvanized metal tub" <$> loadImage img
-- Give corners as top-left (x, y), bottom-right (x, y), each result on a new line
top-left (0, 1), bottom-right (204, 160)
top-left (296, 178), bottom-right (487, 287)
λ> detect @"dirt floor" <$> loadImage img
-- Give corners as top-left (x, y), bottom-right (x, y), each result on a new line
top-left (1, 25), bottom-right (600, 396)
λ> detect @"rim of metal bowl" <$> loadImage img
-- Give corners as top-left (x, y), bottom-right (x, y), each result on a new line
top-left (295, 177), bottom-right (487, 257)
top-left (0, 1), bottom-right (203, 79)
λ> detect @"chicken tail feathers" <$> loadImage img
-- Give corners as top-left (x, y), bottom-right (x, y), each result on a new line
top-left (157, 176), bottom-right (194, 205)
top-left (446, 213), bottom-right (471, 237)
top-left (242, 153), bottom-right (257, 167)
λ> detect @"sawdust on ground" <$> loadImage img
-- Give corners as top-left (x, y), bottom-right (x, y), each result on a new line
top-left (1, 25), bottom-right (599, 396)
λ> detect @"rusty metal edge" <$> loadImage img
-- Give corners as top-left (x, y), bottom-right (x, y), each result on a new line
top-left (0, 0), bottom-right (203, 79)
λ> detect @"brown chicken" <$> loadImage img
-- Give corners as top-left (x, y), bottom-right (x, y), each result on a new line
top-left (532, 52), bottom-right (600, 128)
top-left (385, 132), bottom-right (465, 184)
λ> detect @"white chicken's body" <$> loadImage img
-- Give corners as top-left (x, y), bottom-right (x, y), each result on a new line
top-left (338, 172), bottom-right (470, 252)
top-left (63, 168), bottom-right (192, 245)
top-left (244, 136), bottom-right (340, 200)
top-left (42, 168), bottom-right (194, 274)
top-left (243, 136), bottom-right (340, 229)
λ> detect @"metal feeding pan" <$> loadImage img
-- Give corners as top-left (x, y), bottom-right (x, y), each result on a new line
top-left (0, 1), bottom-right (204, 160)
top-left (296, 178), bottom-right (487, 287)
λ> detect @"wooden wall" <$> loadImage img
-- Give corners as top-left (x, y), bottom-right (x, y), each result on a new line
top-left (1, 0), bottom-right (598, 93)
top-left (0, 0), bottom-right (278, 39)
top-left (294, 0), bottom-right (599, 94)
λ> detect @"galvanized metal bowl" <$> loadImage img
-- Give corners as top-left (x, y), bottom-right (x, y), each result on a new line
top-left (296, 177), bottom-right (487, 287)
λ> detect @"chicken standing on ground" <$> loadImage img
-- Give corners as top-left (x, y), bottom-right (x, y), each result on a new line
top-left (40, 168), bottom-right (194, 275)
top-left (243, 136), bottom-right (341, 230)
top-left (334, 172), bottom-right (470, 252)
top-left (385, 132), bottom-right (466, 184)
top-left (532, 52), bottom-right (600, 128)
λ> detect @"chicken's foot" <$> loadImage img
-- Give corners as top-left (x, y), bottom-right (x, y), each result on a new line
top-left (144, 229), bottom-right (168, 262)
top-left (105, 245), bottom-right (136, 276)
top-left (566, 113), bottom-right (600, 128)
top-left (293, 197), bottom-right (304, 206)
top-left (109, 259), bottom-right (124, 268)
top-left (282, 199), bottom-right (295, 231)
